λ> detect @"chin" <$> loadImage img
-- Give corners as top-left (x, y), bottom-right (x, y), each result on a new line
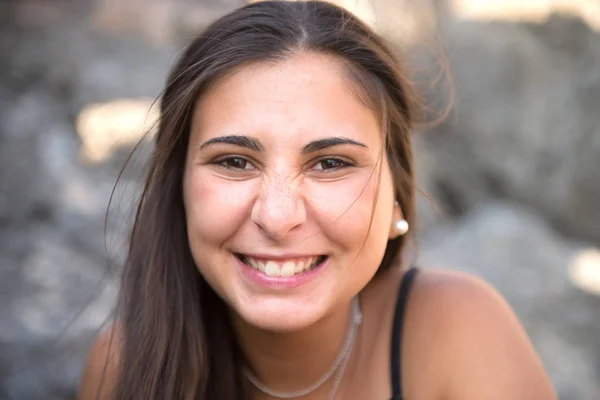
top-left (234, 297), bottom-right (325, 333)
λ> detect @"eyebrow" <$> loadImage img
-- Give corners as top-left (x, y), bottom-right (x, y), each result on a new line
top-left (300, 137), bottom-right (368, 154)
top-left (199, 135), bottom-right (368, 154)
top-left (199, 135), bottom-right (264, 152)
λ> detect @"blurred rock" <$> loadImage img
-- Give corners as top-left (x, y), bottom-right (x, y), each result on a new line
top-left (76, 98), bottom-right (158, 163)
top-left (0, 223), bottom-right (118, 400)
top-left (450, 0), bottom-right (600, 31)
top-left (0, 91), bottom-right (65, 225)
top-left (569, 248), bottom-right (600, 297)
top-left (419, 12), bottom-right (600, 243)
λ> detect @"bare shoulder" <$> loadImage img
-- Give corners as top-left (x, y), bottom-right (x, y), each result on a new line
top-left (403, 268), bottom-right (557, 400)
top-left (77, 323), bottom-right (121, 400)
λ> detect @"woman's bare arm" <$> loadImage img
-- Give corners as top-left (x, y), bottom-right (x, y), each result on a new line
top-left (424, 271), bottom-right (557, 400)
top-left (77, 325), bottom-right (120, 400)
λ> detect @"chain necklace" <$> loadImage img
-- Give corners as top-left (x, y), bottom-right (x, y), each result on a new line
top-left (243, 297), bottom-right (363, 400)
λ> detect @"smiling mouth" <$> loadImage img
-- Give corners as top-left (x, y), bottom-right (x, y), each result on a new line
top-left (235, 254), bottom-right (327, 277)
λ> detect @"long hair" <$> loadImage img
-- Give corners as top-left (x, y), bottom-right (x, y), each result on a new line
top-left (114, 1), bottom-right (418, 398)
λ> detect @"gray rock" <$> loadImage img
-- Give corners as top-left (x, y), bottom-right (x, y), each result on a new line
top-left (0, 223), bottom-right (118, 400)
top-left (419, 13), bottom-right (600, 243)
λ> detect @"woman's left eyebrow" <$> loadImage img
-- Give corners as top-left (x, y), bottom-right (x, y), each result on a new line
top-left (301, 137), bottom-right (368, 154)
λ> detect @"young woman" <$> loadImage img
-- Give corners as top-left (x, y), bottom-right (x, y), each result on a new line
top-left (78, 1), bottom-right (557, 399)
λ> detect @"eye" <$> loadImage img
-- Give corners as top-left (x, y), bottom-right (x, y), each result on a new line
top-left (312, 157), bottom-right (351, 171)
top-left (214, 156), bottom-right (256, 171)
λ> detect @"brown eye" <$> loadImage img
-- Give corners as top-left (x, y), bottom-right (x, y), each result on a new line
top-left (225, 157), bottom-right (247, 169)
top-left (313, 158), bottom-right (350, 171)
top-left (215, 156), bottom-right (256, 171)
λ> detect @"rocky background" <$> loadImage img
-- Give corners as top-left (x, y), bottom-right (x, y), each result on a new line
top-left (1, 0), bottom-right (599, 399)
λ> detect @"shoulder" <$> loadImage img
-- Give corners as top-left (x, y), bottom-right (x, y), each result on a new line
top-left (408, 267), bottom-right (513, 324)
top-left (400, 268), bottom-right (557, 400)
top-left (77, 323), bottom-right (122, 400)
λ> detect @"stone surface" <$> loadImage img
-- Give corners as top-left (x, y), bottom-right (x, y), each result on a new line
top-left (418, 11), bottom-right (600, 243)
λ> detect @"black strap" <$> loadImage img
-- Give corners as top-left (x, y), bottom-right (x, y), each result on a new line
top-left (390, 267), bottom-right (419, 400)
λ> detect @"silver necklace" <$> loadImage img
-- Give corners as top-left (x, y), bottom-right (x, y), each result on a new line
top-left (243, 297), bottom-right (363, 400)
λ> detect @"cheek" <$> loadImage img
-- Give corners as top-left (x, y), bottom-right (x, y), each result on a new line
top-left (183, 169), bottom-right (257, 247)
top-left (309, 167), bottom-right (394, 257)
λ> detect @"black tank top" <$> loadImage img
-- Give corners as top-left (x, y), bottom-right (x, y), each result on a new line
top-left (390, 267), bottom-right (419, 400)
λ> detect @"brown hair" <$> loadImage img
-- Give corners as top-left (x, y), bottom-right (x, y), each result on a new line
top-left (113, 1), bottom-right (417, 398)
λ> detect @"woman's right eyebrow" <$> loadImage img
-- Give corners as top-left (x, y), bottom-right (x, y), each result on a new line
top-left (199, 135), bottom-right (264, 152)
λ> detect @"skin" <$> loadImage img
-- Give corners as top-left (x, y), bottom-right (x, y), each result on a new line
top-left (78, 53), bottom-right (557, 400)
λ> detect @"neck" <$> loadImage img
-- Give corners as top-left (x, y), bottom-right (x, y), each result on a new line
top-left (230, 300), bottom-right (357, 397)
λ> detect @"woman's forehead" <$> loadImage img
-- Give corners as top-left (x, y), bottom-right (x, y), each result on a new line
top-left (189, 53), bottom-right (382, 149)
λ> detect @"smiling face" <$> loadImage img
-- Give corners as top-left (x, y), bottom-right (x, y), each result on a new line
top-left (183, 53), bottom-right (400, 331)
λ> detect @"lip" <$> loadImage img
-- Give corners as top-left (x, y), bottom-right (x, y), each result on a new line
top-left (240, 253), bottom-right (322, 261)
top-left (236, 254), bottom-right (327, 290)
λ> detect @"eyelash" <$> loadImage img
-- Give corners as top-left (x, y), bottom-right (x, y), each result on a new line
top-left (212, 156), bottom-right (352, 172)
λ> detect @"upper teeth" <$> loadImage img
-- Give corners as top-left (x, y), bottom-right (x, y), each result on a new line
top-left (245, 256), bottom-right (319, 277)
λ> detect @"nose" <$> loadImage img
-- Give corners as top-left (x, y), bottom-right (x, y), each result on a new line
top-left (251, 173), bottom-right (306, 241)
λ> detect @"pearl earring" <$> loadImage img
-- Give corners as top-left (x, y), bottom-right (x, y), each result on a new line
top-left (395, 219), bottom-right (409, 235)
top-left (393, 200), bottom-right (409, 235)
